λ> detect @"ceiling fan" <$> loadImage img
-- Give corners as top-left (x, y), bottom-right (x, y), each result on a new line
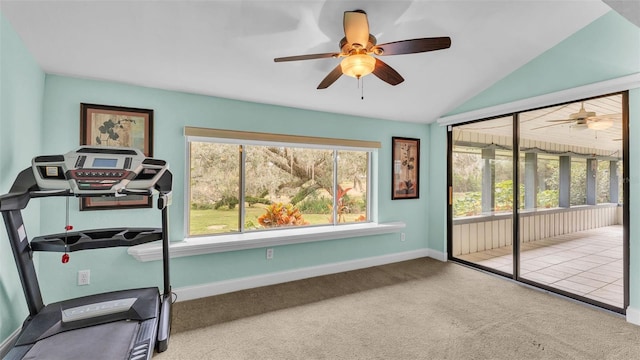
top-left (274, 10), bottom-right (451, 89)
top-left (533, 102), bottom-right (620, 131)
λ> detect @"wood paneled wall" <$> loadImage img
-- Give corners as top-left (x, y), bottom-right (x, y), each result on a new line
top-left (452, 205), bottom-right (620, 256)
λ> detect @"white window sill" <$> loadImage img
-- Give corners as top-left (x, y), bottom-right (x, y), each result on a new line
top-left (128, 222), bottom-right (406, 262)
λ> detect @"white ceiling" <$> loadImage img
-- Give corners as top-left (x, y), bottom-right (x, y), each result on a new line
top-left (0, 1), bottom-right (614, 124)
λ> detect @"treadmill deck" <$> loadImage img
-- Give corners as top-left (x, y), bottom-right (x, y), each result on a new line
top-left (7, 287), bottom-right (161, 360)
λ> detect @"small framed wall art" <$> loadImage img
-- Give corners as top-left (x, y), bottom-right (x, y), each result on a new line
top-left (392, 136), bottom-right (419, 200)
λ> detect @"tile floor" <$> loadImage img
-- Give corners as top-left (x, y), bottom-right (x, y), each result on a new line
top-left (457, 225), bottom-right (623, 308)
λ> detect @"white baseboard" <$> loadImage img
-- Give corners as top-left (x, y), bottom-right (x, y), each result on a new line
top-left (175, 249), bottom-right (431, 302)
top-left (627, 305), bottom-right (640, 326)
top-left (0, 327), bottom-right (20, 359)
top-left (427, 249), bottom-right (447, 262)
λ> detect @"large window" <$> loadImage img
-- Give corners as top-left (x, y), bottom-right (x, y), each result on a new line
top-left (190, 142), bottom-right (241, 233)
top-left (186, 128), bottom-right (376, 237)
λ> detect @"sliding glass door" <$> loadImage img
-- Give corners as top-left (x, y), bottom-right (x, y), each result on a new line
top-left (517, 94), bottom-right (626, 310)
top-left (450, 116), bottom-right (514, 275)
top-left (448, 93), bottom-right (628, 313)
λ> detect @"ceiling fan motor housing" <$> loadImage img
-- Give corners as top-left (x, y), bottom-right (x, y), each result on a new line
top-left (340, 34), bottom-right (378, 55)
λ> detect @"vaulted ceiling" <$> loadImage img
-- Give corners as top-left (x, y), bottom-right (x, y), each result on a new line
top-left (0, 1), bottom-right (623, 123)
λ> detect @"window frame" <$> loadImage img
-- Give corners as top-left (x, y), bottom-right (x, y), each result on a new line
top-left (184, 127), bottom-right (379, 238)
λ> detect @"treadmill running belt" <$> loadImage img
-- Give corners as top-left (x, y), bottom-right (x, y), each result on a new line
top-left (22, 321), bottom-right (139, 360)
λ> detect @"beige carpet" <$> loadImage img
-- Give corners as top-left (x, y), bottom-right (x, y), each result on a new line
top-left (155, 258), bottom-right (640, 360)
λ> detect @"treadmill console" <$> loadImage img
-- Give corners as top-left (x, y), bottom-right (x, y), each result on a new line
top-left (32, 146), bottom-right (168, 195)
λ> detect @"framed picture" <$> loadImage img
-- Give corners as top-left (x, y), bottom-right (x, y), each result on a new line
top-left (79, 103), bottom-right (154, 210)
top-left (392, 137), bottom-right (420, 200)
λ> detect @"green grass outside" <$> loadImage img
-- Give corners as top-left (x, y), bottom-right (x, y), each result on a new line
top-left (189, 207), bottom-right (365, 236)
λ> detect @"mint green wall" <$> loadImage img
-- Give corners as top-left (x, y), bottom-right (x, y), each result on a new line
top-left (447, 11), bottom-right (640, 116)
top-left (427, 124), bottom-right (447, 253)
top-left (433, 10), bottom-right (640, 313)
top-left (0, 13), bottom-right (45, 343)
top-left (34, 75), bottom-right (429, 303)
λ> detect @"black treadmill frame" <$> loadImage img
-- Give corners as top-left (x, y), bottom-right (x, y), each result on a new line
top-left (0, 166), bottom-right (173, 359)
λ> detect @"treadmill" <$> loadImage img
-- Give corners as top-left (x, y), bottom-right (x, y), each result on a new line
top-left (1, 146), bottom-right (173, 360)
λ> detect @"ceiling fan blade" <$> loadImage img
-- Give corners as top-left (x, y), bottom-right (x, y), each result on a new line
top-left (530, 122), bottom-right (568, 131)
top-left (317, 64), bottom-right (343, 89)
top-left (372, 58), bottom-right (404, 86)
top-left (373, 37), bottom-right (451, 56)
top-left (344, 10), bottom-right (369, 47)
top-left (546, 119), bottom-right (574, 123)
top-left (274, 52), bottom-right (339, 62)
top-left (592, 113), bottom-right (622, 119)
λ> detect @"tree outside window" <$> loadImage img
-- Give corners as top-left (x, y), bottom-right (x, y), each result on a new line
top-left (188, 141), bottom-right (370, 236)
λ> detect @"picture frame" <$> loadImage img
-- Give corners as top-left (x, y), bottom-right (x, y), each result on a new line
top-left (392, 137), bottom-right (420, 200)
top-left (79, 103), bottom-right (154, 210)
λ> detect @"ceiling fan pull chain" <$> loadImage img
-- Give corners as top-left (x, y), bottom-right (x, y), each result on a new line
top-left (361, 77), bottom-right (365, 100)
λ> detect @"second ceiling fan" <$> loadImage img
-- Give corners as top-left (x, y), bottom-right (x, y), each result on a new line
top-left (537, 102), bottom-right (621, 131)
top-left (274, 10), bottom-right (452, 89)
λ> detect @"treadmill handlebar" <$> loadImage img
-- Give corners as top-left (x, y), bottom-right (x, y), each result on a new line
top-left (118, 188), bottom-right (152, 196)
top-left (154, 170), bottom-right (173, 194)
top-left (0, 168), bottom-right (38, 211)
top-left (0, 168), bottom-right (173, 212)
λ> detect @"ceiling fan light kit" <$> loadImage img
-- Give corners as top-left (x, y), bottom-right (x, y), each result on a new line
top-left (340, 54), bottom-right (376, 78)
top-left (274, 9), bottom-right (452, 90)
top-left (587, 118), bottom-right (614, 130)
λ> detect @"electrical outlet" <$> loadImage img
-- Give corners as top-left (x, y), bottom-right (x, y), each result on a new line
top-left (266, 248), bottom-right (274, 260)
top-left (401, 233), bottom-right (406, 241)
top-left (78, 269), bottom-right (90, 286)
